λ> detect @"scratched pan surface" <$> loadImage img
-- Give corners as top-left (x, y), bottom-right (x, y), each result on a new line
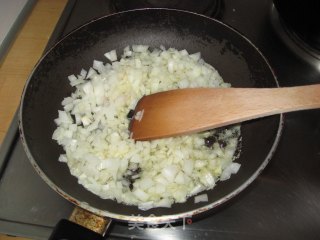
top-left (19, 9), bottom-right (283, 223)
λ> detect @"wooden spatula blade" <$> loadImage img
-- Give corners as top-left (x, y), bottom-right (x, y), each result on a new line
top-left (129, 85), bottom-right (320, 141)
top-left (129, 88), bottom-right (234, 140)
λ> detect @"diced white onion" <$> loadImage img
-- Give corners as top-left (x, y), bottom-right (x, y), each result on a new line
top-left (194, 193), bottom-right (208, 203)
top-left (52, 46), bottom-right (241, 210)
top-left (220, 163), bottom-right (241, 181)
top-left (134, 109), bottom-right (144, 122)
top-left (104, 50), bottom-right (117, 62)
top-left (58, 154), bottom-right (68, 163)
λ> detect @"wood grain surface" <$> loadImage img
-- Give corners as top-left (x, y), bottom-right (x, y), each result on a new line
top-left (0, 0), bottom-right (67, 145)
top-left (0, 0), bottom-right (67, 239)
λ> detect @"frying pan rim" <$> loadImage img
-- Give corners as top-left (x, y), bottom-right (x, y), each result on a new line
top-left (18, 8), bottom-right (283, 223)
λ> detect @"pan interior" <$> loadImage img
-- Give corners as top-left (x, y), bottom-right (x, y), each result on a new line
top-left (20, 9), bottom-right (280, 220)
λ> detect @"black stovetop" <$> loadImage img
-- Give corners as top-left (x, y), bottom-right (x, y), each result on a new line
top-left (0, 0), bottom-right (320, 239)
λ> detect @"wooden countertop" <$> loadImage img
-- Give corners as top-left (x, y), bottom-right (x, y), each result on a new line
top-left (0, 0), bottom-right (67, 239)
top-left (0, 0), bottom-right (67, 145)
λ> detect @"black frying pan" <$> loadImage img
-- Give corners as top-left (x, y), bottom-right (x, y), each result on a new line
top-left (19, 9), bottom-right (282, 225)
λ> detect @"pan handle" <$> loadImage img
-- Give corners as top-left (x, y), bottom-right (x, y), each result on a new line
top-left (49, 206), bottom-right (113, 240)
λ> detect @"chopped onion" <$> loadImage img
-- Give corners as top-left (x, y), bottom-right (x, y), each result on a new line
top-left (52, 46), bottom-right (241, 210)
top-left (58, 154), bottom-right (68, 163)
top-left (134, 109), bottom-right (144, 121)
top-left (86, 67), bottom-right (96, 79)
top-left (220, 163), bottom-right (241, 181)
top-left (92, 60), bottom-right (105, 73)
top-left (133, 189), bottom-right (149, 202)
top-left (80, 69), bottom-right (87, 78)
top-left (104, 50), bottom-right (117, 62)
top-left (194, 194), bottom-right (208, 203)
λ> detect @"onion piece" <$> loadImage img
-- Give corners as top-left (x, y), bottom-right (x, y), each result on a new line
top-left (194, 193), bottom-right (208, 203)
top-left (220, 163), bottom-right (241, 181)
top-left (104, 50), bottom-right (117, 62)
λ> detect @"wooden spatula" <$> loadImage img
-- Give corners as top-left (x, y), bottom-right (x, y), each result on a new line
top-left (129, 84), bottom-right (320, 141)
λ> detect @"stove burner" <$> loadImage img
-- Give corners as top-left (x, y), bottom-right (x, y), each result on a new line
top-left (270, 5), bottom-right (320, 70)
top-left (111, 0), bottom-right (224, 19)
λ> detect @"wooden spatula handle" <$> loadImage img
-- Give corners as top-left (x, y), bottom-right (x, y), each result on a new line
top-left (131, 84), bottom-right (320, 140)
top-left (212, 84), bottom-right (320, 118)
